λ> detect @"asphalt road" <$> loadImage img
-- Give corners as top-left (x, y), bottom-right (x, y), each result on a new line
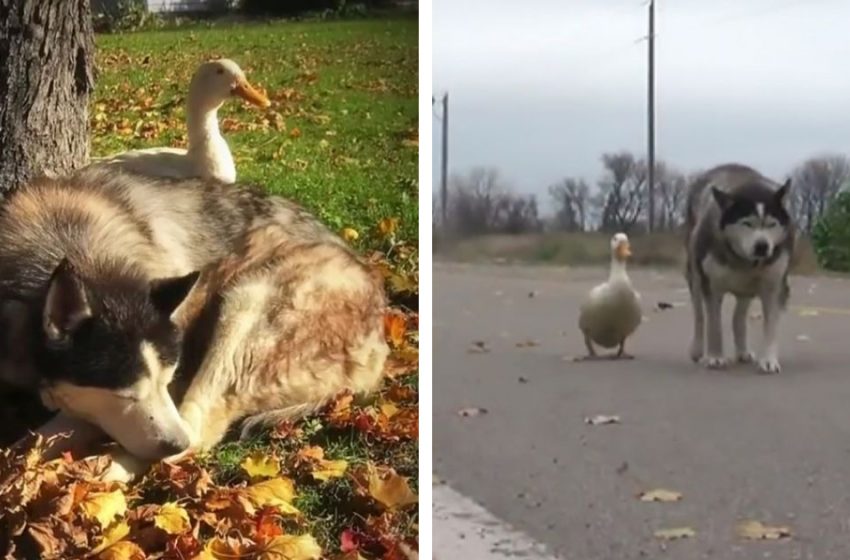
top-left (433, 262), bottom-right (850, 560)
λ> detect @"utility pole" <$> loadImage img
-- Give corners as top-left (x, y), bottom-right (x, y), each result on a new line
top-left (647, 0), bottom-right (656, 232)
top-left (440, 92), bottom-right (449, 229)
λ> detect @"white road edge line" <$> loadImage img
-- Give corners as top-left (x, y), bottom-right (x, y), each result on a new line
top-left (433, 481), bottom-right (562, 559)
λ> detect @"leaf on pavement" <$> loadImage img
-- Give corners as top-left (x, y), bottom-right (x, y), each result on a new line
top-left (736, 520), bottom-right (792, 540)
top-left (457, 407), bottom-right (487, 417)
top-left (638, 488), bottom-right (683, 503)
top-left (584, 414), bottom-right (620, 426)
top-left (654, 527), bottom-right (696, 540)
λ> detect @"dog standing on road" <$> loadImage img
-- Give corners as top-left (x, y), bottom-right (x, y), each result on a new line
top-left (685, 163), bottom-right (795, 373)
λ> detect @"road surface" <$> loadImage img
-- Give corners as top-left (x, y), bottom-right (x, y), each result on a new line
top-left (433, 262), bottom-right (850, 560)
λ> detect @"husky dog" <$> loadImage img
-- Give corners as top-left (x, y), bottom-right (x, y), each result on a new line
top-left (106, 223), bottom-right (389, 480)
top-left (685, 163), bottom-right (795, 374)
top-left (0, 166), bottom-right (363, 463)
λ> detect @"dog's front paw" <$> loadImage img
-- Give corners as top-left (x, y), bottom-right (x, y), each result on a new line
top-left (102, 460), bottom-right (137, 484)
top-left (700, 355), bottom-right (728, 369)
top-left (758, 357), bottom-right (781, 374)
top-left (101, 451), bottom-right (150, 483)
top-left (689, 339), bottom-right (704, 362)
top-left (736, 351), bottom-right (756, 364)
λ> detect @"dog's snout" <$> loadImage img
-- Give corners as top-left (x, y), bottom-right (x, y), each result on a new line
top-left (154, 436), bottom-right (190, 459)
top-left (753, 240), bottom-right (769, 257)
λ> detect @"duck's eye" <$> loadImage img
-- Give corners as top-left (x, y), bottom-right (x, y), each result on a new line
top-left (216, 68), bottom-right (225, 75)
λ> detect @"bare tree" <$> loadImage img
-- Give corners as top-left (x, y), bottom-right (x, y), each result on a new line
top-left (447, 167), bottom-right (505, 236)
top-left (447, 167), bottom-right (540, 236)
top-left (653, 163), bottom-right (687, 231)
top-left (494, 193), bottom-right (540, 234)
top-left (595, 152), bottom-right (648, 232)
top-left (791, 155), bottom-right (850, 233)
top-left (549, 178), bottom-right (590, 232)
top-left (0, 1), bottom-right (95, 194)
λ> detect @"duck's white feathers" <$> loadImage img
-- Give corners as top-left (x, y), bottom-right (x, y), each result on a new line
top-left (578, 262), bottom-right (642, 348)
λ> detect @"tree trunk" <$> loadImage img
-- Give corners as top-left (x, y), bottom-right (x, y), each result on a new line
top-left (0, 0), bottom-right (94, 195)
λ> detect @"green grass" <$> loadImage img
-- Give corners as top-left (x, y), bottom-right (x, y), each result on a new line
top-left (92, 18), bottom-right (419, 248)
top-left (89, 19), bottom-right (419, 556)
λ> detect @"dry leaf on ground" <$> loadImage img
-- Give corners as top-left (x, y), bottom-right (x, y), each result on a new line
top-left (154, 502), bottom-right (190, 535)
top-left (312, 459), bottom-right (348, 482)
top-left (79, 489), bottom-right (127, 529)
top-left (467, 341), bottom-right (490, 354)
top-left (654, 527), bottom-right (696, 540)
top-left (257, 534), bottom-right (322, 560)
top-left (364, 465), bottom-right (418, 510)
top-left (736, 520), bottom-right (792, 540)
top-left (638, 488), bottom-right (683, 503)
top-left (242, 452), bottom-right (281, 479)
top-left (243, 478), bottom-right (300, 515)
top-left (584, 414), bottom-right (621, 425)
top-left (97, 540), bottom-right (146, 560)
top-left (457, 407), bottom-right (487, 417)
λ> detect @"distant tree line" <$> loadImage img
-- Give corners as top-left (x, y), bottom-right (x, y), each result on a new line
top-left (437, 152), bottom-right (850, 237)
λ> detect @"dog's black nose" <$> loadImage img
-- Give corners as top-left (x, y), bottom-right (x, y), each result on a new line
top-left (155, 437), bottom-right (189, 458)
top-left (754, 240), bottom-right (769, 257)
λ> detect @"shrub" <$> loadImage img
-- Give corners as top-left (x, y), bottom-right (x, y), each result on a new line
top-left (812, 191), bottom-right (850, 272)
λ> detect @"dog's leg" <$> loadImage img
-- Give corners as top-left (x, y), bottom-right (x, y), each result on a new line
top-left (177, 395), bottom-right (232, 452)
top-left (701, 289), bottom-right (727, 369)
top-left (102, 449), bottom-right (151, 483)
top-left (732, 297), bottom-right (755, 363)
top-left (688, 275), bottom-right (706, 362)
top-left (14, 413), bottom-right (107, 461)
top-left (758, 289), bottom-right (783, 374)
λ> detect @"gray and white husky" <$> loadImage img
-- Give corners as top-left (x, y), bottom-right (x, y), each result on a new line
top-left (0, 166), bottom-right (387, 479)
top-left (685, 163), bottom-right (795, 374)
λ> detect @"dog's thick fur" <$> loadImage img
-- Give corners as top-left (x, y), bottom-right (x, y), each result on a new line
top-left (0, 166), bottom-right (386, 469)
top-left (685, 163), bottom-right (795, 374)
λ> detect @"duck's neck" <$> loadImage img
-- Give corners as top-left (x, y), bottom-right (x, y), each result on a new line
top-left (186, 98), bottom-right (224, 155)
top-left (609, 257), bottom-right (630, 284)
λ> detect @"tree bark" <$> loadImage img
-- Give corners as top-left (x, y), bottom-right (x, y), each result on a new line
top-left (0, 0), bottom-right (94, 195)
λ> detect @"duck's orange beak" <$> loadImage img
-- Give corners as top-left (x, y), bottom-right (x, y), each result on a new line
top-left (616, 240), bottom-right (632, 260)
top-left (232, 79), bottom-right (271, 108)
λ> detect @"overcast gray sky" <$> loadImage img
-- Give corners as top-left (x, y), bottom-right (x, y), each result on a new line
top-left (432, 0), bottom-right (850, 202)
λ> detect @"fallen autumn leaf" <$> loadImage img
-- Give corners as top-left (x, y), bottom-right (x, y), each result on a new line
top-left (736, 520), bottom-right (792, 540)
top-left (638, 488), bottom-right (683, 503)
top-left (654, 527), bottom-right (696, 540)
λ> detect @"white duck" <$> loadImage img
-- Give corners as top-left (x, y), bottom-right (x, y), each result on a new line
top-left (94, 59), bottom-right (270, 183)
top-left (577, 232), bottom-right (643, 360)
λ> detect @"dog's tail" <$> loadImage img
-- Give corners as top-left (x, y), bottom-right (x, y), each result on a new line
top-left (237, 402), bottom-right (325, 440)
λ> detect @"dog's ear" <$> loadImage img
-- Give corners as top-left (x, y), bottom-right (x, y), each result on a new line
top-left (43, 258), bottom-right (92, 347)
top-left (775, 179), bottom-right (791, 203)
top-left (711, 186), bottom-right (733, 210)
top-left (150, 271), bottom-right (200, 317)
